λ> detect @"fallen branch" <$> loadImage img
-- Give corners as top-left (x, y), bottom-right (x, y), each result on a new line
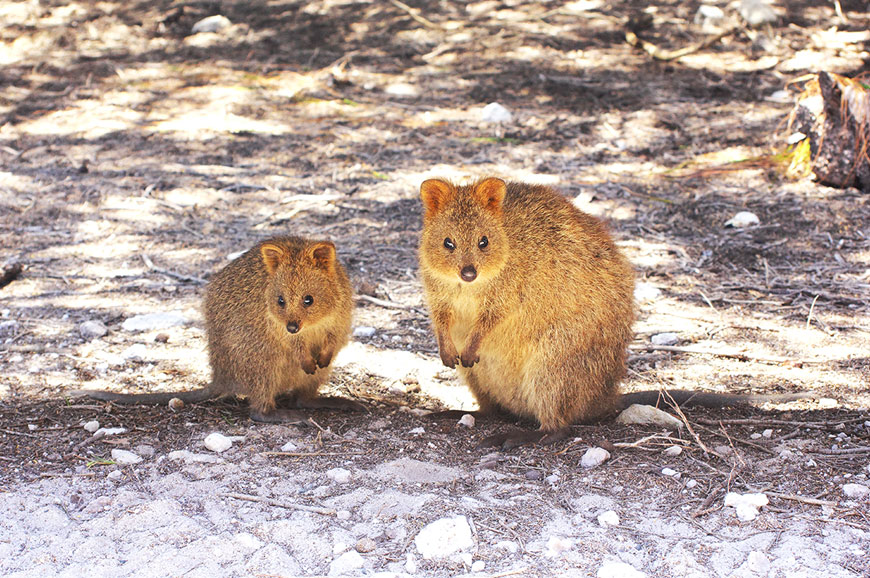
top-left (811, 446), bottom-right (870, 455)
top-left (387, 0), bottom-right (440, 30)
top-left (141, 254), bottom-right (206, 285)
top-left (356, 294), bottom-right (413, 310)
top-left (625, 26), bottom-right (740, 62)
top-left (766, 491), bottom-right (837, 507)
top-left (220, 492), bottom-right (335, 516)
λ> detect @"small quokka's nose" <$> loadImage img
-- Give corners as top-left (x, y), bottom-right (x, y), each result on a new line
top-left (460, 265), bottom-right (478, 282)
top-left (286, 321), bottom-right (300, 334)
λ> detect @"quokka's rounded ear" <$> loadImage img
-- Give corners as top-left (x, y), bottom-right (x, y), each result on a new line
top-left (307, 241), bottom-right (336, 271)
top-left (472, 177), bottom-right (507, 214)
top-left (260, 242), bottom-right (287, 275)
top-left (420, 179), bottom-right (455, 218)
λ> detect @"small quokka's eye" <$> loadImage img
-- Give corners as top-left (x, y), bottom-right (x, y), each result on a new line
top-left (277, 295), bottom-right (285, 307)
top-left (478, 236), bottom-right (489, 249)
top-left (303, 295), bottom-right (314, 307)
top-left (443, 238), bottom-right (456, 251)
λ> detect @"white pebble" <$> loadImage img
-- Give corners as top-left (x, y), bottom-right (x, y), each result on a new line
top-left (107, 470), bottom-right (123, 480)
top-left (739, 0), bottom-right (777, 27)
top-left (747, 551), bottom-right (770, 574)
top-left (327, 467), bottom-right (352, 484)
top-left (27, 424), bottom-right (37, 431)
top-left (280, 441), bottom-right (298, 452)
top-left (110, 449), bottom-right (142, 465)
top-left (662, 468), bottom-right (680, 477)
top-left (121, 343), bottom-right (148, 361)
top-left (546, 536), bottom-right (574, 557)
top-left (408, 427), bottom-right (425, 435)
top-left (650, 332), bottom-right (679, 346)
top-left (597, 561), bottom-right (647, 578)
top-left (843, 483), bottom-right (869, 499)
top-left (663, 445), bottom-right (682, 457)
top-left (414, 516), bottom-right (474, 559)
top-left (762, 429), bottom-right (773, 438)
top-left (337, 510), bottom-right (351, 521)
top-left (328, 550), bottom-right (365, 576)
top-left (581, 447), bottom-right (611, 468)
top-left (83, 420), bottom-right (100, 433)
top-left (204, 432), bottom-right (233, 453)
top-left (545, 474), bottom-right (560, 485)
top-left (471, 560), bottom-right (485, 572)
top-left (494, 540), bottom-right (519, 554)
top-left (121, 312), bottom-right (188, 332)
top-left (458, 414), bottom-right (476, 428)
top-left (352, 326), bottom-right (377, 338)
top-left (480, 102), bottom-right (513, 123)
top-left (724, 492), bottom-right (768, 521)
top-left (634, 282), bottom-right (661, 304)
top-left (79, 320), bottom-right (108, 339)
top-left (724, 211), bottom-right (760, 228)
top-left (191, 14), bottom-right (231, 34)
top-left (686, 479), bottom-right (698, 489)
top-left (750, 433), bottom-right (762, 439)
top-left (95, 427), bottom-right (127, 436)
top-left (597, 510), bottom-right (620, 527)
top-left (616, 404), bottom-right (683, 430)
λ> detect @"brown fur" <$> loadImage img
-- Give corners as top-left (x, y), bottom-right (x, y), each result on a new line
top-left (419, 177), bottom-right (636, 432)
top-left (78, 236), bottom-right (355, 422)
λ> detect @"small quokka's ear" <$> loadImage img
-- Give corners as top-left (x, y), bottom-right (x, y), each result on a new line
top-left (308, 241), bottom-right (336, 272)
top-left (420, 179), bottom-right (455, 218)
top-left (472, 178), bottom-right (507, 214)
top-left (260, 242), bottom-right (286, 275)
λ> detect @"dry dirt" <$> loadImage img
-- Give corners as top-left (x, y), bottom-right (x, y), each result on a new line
top-left (1, 1), bottom-right (869, 577)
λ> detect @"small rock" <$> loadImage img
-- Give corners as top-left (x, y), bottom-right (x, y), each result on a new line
top-left (95, 427), bottom-right (126, 436)
top-left (686, 479), bottom-right (698, 489)
top-left (762, 429), bottom-right (773, 438)
top-left (408, 427), bottom-right (425, 435)
top-left (168, 397), bottom-right (184, 411)
top-left (661, 468), bottom-right (680, 477)
top-left (355, 537), bottom-right (376, 553)
top-left (121, 312), bottom-right (188, 332)
top-left (134, 444), bottom-right (155, 458)
top-left (616, 404), bottom-right (683, 430)
top-left (480, 102), bottom-right (512, 123)
top-left (581, 447), bottom-right (611, 468)
top-left (724, 211), bottom-right (760, 228)
top-left (724, 492), bottom-right (768, 521)
top-left (634, 282), bottom-right (661, 304)
top-left (597, 510), bottom-right (620, 527)
top-left (110, 449), bottom-right (142, 465)
top-left (494, 540), bottom-right (519, 554)
top-left (191, 14), bottom-right (232, 34)
top-left (106, 470), bottom-right (123, 481)
top-left (597, 561), bottom-right (647, 578)
top-left (546, 536), bottom-right (574, 557)
top-left (167, 450), bottom-right (223, 464)
top-left (83, 420), bottom-right (100, 433)
top-left (353, 326), bottom-right (377, 338)
top-left (650, 332), bottom-right (679, 346)
top-left (27, 424), bottom-right (37, 431)
top-left (414, 515), bottom-right (474, 559)
top-left (663, 445), bottom-right (682, 457)
top-left (545, 474), bottom-right (560, 485)
top-left (121, 343), bottom-right (148, 361)
top-left (739, 0), bottom-right (777, 27)
top-left (750, 433), bottom-right (762, 439)
top-left (843, 483), bottom-right (869, 499)
top-left (471, 560), bottom-right (485, 572)
top-left (336, 510), bottom-right (352, 521)
top-left (525, 470), bottom-right (543, 481)
top-left (328, 550), bottom-right (365, 576)
top-left (79, 320), bottom-right (108, 339)
top-left (204, 432), bottom-right (233, 453)
top-left (327, 467), bottom-right (352, 484)
top-left (747, 551), bottom-right (770, 574)
top-left (280, 441), bottom-right (298, 452)
top-left (694, 4), bottom-right (725, 30)
top-left (458, 414), bottom-right (475, 428)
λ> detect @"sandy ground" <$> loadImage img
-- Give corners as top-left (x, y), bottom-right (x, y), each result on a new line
top-left (1, 1), bottom-right (869, 577)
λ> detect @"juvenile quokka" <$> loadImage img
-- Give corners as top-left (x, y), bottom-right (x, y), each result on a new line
top-left (419, 177), bottom-right (636, 445)
top-left (80, 236), bottom-right (357, 423)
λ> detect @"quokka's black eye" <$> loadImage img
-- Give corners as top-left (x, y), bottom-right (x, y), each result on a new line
top-left (443, 238), bottom-right (456, 251)
top-left (303, 295), bottom-right (314, 307)
top-left (277, 296), bottom-right (285, 307)
top-left (478, 236), bottom-right (488, 249)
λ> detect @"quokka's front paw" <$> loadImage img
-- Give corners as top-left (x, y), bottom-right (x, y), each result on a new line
top-left (459, 348), bottom-right (480, 368)
top-left (300, 356), bottom-right (318, 375)
top-left (438, 336), bottom-right (459, 368)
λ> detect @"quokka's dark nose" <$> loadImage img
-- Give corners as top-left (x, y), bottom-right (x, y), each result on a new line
top-left (286, 321), bottom-right (300, 334)
top-left (460, 265), bottom-right (478, 282)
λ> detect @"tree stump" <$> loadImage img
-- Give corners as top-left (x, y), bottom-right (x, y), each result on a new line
top-left (788, 71), bottom-right (870, 193)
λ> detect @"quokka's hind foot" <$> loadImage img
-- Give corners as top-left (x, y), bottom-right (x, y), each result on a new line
top-left (295, 396), bottom-right (367, 412)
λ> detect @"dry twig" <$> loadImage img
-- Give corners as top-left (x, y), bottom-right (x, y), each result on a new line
top-left (141, 254), bottom-right (206, 285)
